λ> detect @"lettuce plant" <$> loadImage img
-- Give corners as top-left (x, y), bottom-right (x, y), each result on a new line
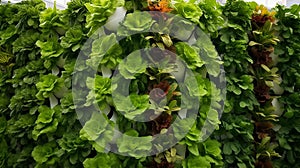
top-left (77, 1), bottom-right (224, 166)
top-left (248, 4), bottom-right (281, 167)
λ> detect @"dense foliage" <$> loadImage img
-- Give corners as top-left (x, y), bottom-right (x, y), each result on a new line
top-left (212, 0), bottom-right (257, 167)
top-left (273, 4), bottom-right (300, 168)
top-left (0, 0), bottom-right (300, 167)
top-left (248, 4), bottom-right (280, 167)
top-left (0, 0), bottom-right (92, 167)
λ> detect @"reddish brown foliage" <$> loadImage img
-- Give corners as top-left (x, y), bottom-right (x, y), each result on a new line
top-left (255, 160), bottom-right (273, 168)
top-left (148, 80), bottom-right (171, 103)
top-left (250, 47), bottom-right (273, 66)
top-left (149, 112), bottom-right (172, 135)
top-left (254, 82), bottom-right (271, 104)
top-left (147, 159), bottom-right (175, 168)
top-left (252, 15), bottom-right (275, 29)
top-left (255, 121), bottom-right (274, 140)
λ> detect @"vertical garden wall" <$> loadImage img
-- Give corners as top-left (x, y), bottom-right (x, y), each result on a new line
top-left (273, 4), bottom-right (300, 167)
top-left (213, 0), bottom-right (258, 167)
top-left (0, 0), bottom-right (300, 167)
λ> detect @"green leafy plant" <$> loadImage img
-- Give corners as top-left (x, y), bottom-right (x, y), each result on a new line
top-left (173, 0), bottom-right (203, 24)
top-left (79, 2), bottom-right (224, 166)
top-left (272, 4), bottom-right (300, 167)
top-left (35, 74), bottom-right (64, 100)
top-left (212, 0), bottom-right (258, 167)
top-left (85, 0), bottom-right (124, 36)
top-left (83, 153), bottom-right (121, 168)
top-left (248, 3), bottom-right (280, 167)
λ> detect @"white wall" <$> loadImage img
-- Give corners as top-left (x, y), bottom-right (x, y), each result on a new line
top-left (1, 0), bottom-right (299, 9)
top-left (40, 0), bottom-right (290, 9)
top-left (43, 0), bottom-right (68, 9)
top-left (0, 0), bottom-right (68, 9)
top-left (286, 0), bottom-right (300, 7)
top-left (243, 0), bottom-right (286, 8)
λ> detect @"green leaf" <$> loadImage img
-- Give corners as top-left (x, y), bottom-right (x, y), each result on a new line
top-left (185, 75), bottom-right (208, 97)
top-left (7, 114), bottom-right (36, 135)
top-left (175, 42), bottom-right (204, 70)
top-left (32, 145), bottom-right (52, 163)
top-left (114, 94), bottom-right (150, 120)
top-left (36, 37), bottom-right (64, 59)
top-left (117, 134), bottom-right (152, 158)
top-left (118, 50), bottom-right (147, 79)
top-left (221, 34), bottom-right (230, 44)
top-left (188, 143), bottom-right (199, 156)
top-left (0, 25), bottom-right (17, 45)
top-left (91, 34), bottom-right (118, 57)
top-left (204, 139), bottom-right (221, 156)
top-left (170, 19), bottom-right (195, 40)
top-left (83, 153), bottom-right (121, 168)
top-left (32, 106), bottom-right (60, 140)
top-left (249, 41), bottom-right (262, 46)
top-left (84, 0), bottom-right (122, 35)
top-left (223, 143), bottom-right (232, 155)
top-left (237, 162), bottom-right (247, 168)
top-left (13, 30), bottom-right (40, 53)
top-left (186, 156), bottom-right (210, 168)
top-left (0, 117), bottom-right (6, 134)
top-left (287, 150), bottom-right (295, 164)
top-left (60, 26), bottom-right (83, 51)
top-left (80, 112), bottom-right (113, 142)
top-left (32, 141), bottom-right (63, 164)
top-left (100, 43), bottom-right (123, 69)
top-left (85, 75), bottom-right (111, 107)
top-left (261, 64), bottom-right (271, 72)
top-left (36, 106), bottom-right (55, 124)
top-left (118, 11), bottom-right (154, 36)
top-left (36, 74), bottom-right (64, 100)
top-left (0, 137), bottom-right (8, 167)
top-left (278, 137), bottom-right (291, 150)
top-left (174, 2), bottom-right (203, 24)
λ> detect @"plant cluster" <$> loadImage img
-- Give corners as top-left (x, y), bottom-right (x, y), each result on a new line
top-left (0, 0), bottom-right (225, 167)
top-left (273, 4), bottom-right (300, 168)
top-left (172, 0), bottom-right (224, 38)
top-left (0, 0), bottom-right (118, 167)
top-left (78, 0), bottom-right (224, 166)
top-left (212, 0), bottom-right (258, 167)
top-left (248, 4), bottom-right (281, 167)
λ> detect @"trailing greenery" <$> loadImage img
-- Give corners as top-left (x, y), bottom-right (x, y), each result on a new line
top-left (273, 4), bottom-right (300, 168)
top-left (212, 0), bottom-right (258, 167)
